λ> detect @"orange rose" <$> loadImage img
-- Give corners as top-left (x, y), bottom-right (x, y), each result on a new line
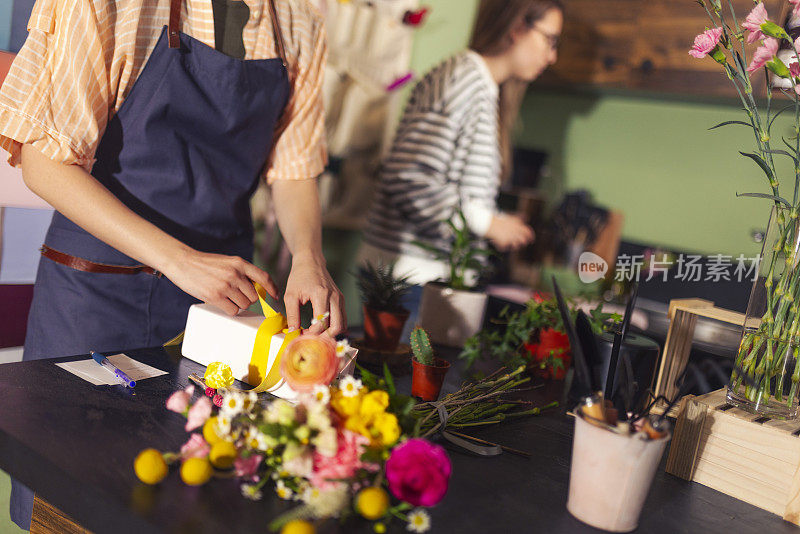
top-left (280, 334), bottom-right (338, 392)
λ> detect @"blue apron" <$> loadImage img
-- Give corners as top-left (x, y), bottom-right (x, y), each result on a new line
top-left (11, 1), bottom-right (290, 527)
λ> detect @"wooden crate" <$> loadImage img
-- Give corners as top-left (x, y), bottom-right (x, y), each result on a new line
top-left (665, 388), bottom-right (800, 524)
top-left (650, 298), bottom-right (746, 417)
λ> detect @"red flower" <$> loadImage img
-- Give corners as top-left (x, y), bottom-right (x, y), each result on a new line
top-left (525, 328), bottom-right (571, 380)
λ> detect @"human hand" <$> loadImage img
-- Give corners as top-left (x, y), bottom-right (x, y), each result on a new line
top-left (284, 253), bottom-right (346, 337)
top-left (163, 248), bottom-right (278, 316)
top-left (485, 213), bottom-right (535, 251)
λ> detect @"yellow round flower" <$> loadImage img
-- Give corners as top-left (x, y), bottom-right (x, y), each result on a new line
top-left (209, 440), bottom-right (238, 469)
top-left (374, 523), bottom-right (387, 534)
top-left (344, 415), bottom-right (371, 439)
top-left (203, 416), bottom-right (224, 445)
top-left (360, 390), bottom-right (389, 420)
top-left (331, 389), bottom-right (363, 418)
top-left (355, 487), bottom-right (390, 520)
top-left (180, 457), bottom-right (214, 486)
top-left (204, 362), bottom-right (234, 389)
top-left (372, 412), bottom-right (400, 447)
top-left (134, 448), bottom-right (168, 485)
top-left (280, 519), bottom-right (316, 534)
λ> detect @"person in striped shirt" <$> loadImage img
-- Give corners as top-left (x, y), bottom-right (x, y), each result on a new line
top-left (0, 0), bottom-right (342, 528)
top-left (360, 0), bottom-right (563, 327)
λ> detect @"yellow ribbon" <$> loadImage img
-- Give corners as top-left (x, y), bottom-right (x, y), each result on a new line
top-left (244, 282), bottom-right (300, 393)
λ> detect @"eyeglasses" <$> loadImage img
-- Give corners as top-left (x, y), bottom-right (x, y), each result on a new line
top-left (531, 26), bottom-right (560, 51)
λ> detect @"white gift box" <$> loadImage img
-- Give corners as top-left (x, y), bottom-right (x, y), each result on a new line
top-left (181, 303), bottom-right (356, 400)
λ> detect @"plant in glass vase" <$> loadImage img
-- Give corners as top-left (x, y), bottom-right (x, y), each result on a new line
top-left (691, 0), bottom-right (800, 417)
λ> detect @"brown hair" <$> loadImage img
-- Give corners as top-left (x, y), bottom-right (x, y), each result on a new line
top-left (469, 0), bottom-right (563, 181)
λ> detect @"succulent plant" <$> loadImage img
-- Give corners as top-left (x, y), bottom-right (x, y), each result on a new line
top-left (410, 327), bottom-right (435, 366)
top-left (356, 261), bottom-right (412, 313)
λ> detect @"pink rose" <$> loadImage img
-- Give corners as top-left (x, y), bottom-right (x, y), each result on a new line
top-left (385, 439), bottom-right (451, 507)
top-left (180, 433), bottom-right (210, 459)
top-left (743, 2), bottom-right (769, 44)
top-left (689, 27), bottom-right (723, 59)
top-left (748, 37), bottom-right (779, 72)
top-left (185, 396), bottom-right (212, 431)
top-left (234, 454), bottom-right (263, 480)
top-left (166, 385), bottom-right (194, 413)
top-left (310, 430), bottom-right (378, 490)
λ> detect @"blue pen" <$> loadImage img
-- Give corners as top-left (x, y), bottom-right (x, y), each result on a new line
top-left (90, 351), bottom-right (136, 388)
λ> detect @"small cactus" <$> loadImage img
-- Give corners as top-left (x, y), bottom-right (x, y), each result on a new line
top-left (410, 327), bottom-right (435, 366)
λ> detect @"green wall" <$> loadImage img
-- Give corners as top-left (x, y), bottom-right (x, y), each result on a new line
top-left (410, 0), bottom-right (795, 259)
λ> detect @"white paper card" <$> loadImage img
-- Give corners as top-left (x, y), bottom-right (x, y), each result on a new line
top-left (56, 353), bottom-right (167, 385)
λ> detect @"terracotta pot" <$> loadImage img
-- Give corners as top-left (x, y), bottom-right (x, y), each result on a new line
top-left (411, 357), bottom-right (451, 401)
top-left (417, 283), bottom-right (488, 347)
top-left (362, 305), bottom-right (409, 351)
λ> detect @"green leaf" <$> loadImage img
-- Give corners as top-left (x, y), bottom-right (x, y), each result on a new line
top-left (382, 362), bottom-right (396, 395)
top-left (769, 104), bottom-right (794, 131)
top-left (709, 120), bottom-right (752, 130)
top-left (739, 151), bottom-right (775, 182)
top-left (765, 148), bottom-right (799, 165)
top-left (736, 192), bottom-right (793, 207)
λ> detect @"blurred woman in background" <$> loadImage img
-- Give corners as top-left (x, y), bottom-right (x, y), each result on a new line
top-left (360, 0), bottom-right (564, 334)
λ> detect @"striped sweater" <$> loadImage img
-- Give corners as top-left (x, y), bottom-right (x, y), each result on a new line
top-left (361, 50), bottom-right (501, 284)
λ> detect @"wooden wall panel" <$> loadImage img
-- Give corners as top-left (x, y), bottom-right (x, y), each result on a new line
top-left (538, 0), bottom-right (788, 98)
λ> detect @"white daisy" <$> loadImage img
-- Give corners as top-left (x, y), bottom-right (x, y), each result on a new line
top-left (215, 415), bottom-right (232, 437)
top-left (303, 486), bottom-right (348, 518)
top-left (312, 384), bottom-right (330, 404)
top-left (339, 376), bottom-right (362, 398)
top-left (275, 480), bottom-right (293, 500)
top-left (242, 391), bottom-right (258, 412)
top-left (241, 484), bottom-right (263, 501)
top-left (221, 391), bottom-right (245, 416)
top-left (335, 339), bottom-right (351, 357)
top-left (311, 311), bottom-right (330, 326)
top-left (407, 509), bottom-right (431, 533)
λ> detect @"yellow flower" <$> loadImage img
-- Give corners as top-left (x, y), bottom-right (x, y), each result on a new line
top-left (204, 362), bottom-right (234, 389)
top-left (331, 388), bottom-right (363, 418)
top-left (180, 457), bottom-right (213, 486)
top-left (209, 440), bottom-right (237, 469)
top-left (281, 519), bottom-right (315, 534)
top-left (371, 412), bottom-right (400, 447)
top-left (344, 415), bottom-right (371, 439)
top-left (134, 448), bottom-right (168, 485)
top-left (360, 390), bottom-right (389, 421)
top-left (202, 417), bottom-right (223, 446)
top-left (355, 487), bottom-right (389, 520)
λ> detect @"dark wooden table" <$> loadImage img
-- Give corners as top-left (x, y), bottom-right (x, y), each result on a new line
top-left (0, 345), bottom-right (797, 533)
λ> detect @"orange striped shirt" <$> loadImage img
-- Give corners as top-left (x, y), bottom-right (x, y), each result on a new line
top-left (0, 0), bottom-right (327, 183)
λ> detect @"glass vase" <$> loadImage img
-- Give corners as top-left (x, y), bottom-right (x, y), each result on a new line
top-left (727, 206), bottom-right (800, 419)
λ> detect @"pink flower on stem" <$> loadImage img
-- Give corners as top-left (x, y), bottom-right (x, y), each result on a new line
top-left (180, 433), bottom-right (210, 459)
top-left (743, 3), bottom-right (769, 44)
top-left (385, 438), bottom-right (451, 507)
top-left (310, 430), bottom-right (378, 491)
top-left (689, 27), bottom-right (723, 59)
top-left (185, 396), bottom-right (212, 431)
top-left (748, 37), bottom-right (780, 72)
top-left (234, 454), bottom-right (263, 480)
top-left (166, 385), bottom-right (194, 413)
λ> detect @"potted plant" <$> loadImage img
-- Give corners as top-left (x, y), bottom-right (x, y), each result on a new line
top-left (415, 210), bottom-right (493, 347)
top-left (460, 295), bottom-right (619, 380)
top-left (356, 261), bottom-right (413, 351)
top-left (410, 327), bottom-right (451, 401)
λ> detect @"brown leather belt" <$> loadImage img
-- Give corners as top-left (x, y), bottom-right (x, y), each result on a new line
top-left (40, 245), bottom-right (162, 277)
